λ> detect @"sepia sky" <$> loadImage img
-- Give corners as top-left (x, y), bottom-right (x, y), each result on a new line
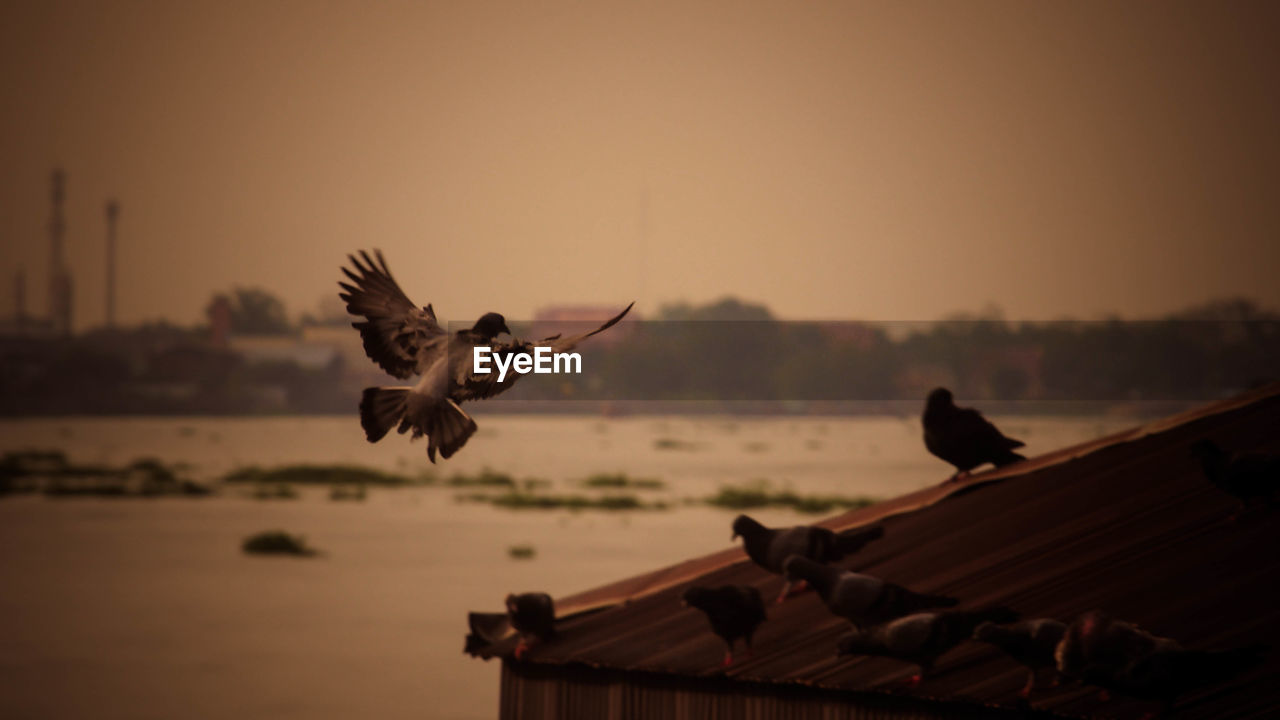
top-left (2, 0), bottom-right (1278, 330)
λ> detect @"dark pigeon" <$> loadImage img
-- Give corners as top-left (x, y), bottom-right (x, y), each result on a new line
top-left (973, 618), bottom-right (1066, 699)
top-left (732, 514), bottom-right (884, 602)
top-left (782, 556), bottom-right (957, 629)
top-left (1100, 643), bottom-right (1266, 712)
top-left (340, 250), bottom-right (633, 461)
top-left (505, 592), bottom-right (555, 660)
top-left (681, 585), bottom-right (768, 667)
top-left (837, 607), bottom-right (1020, 686)
top-left (923, 387), bottom-right (1025, 481)
top-left (1055, 611), bottom-right (1178, 683)
top-left (1057, 611), bottom-right (1265, 713)
top-left (1190, 439), bottom-right (1279, 518)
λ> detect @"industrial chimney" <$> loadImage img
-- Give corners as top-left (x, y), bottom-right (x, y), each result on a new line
top-left (48, 169), bottom-right (72, 336)
top-left (106, 199), bottom-right (119, 328)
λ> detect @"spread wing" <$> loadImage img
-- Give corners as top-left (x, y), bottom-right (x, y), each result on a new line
top-left (450, 302), bottom-right (634, 402)
top-left (338, 250), bottom-right (447, 379)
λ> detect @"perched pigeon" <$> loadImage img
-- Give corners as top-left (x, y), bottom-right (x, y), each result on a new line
top-left (837, 607), bottom-right (1020, 686)
top-left (339, 250), bottom-right (633, 461)
top-left (973, 618), bottom-right (1067, 699)
top-left (681, 585), bottom-right (768, 667)
top-left (782, 556), bottom-right (957, 629)
top-left (923, 387), bottom-right (1025, 481)
top-left (732, 515), bottom-right (884, 602)
top-left (1190, 439), bottom-right (1279, 518)
top-left (1098, 642), bottom-right (1265, 712)
top-left (506, 592), bottom-right (555, 660)
top-left (1057, 611), bottom-right (1265, 712)
top-left (1055, 611), bottom-right (1178, 683)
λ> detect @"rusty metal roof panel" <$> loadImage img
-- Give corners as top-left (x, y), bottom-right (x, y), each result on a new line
top-left (467, 384), bottom-right (1280, 719)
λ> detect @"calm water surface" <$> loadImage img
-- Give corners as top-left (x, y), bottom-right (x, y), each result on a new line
top-left (0, 413), bottom-right (1139, 719)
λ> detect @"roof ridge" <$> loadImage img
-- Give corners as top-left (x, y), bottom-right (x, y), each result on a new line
top-left (550, 383), bottom-right (1280, 619)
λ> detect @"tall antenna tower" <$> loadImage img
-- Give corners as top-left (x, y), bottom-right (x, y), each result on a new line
top-left (48, 169), bottom-right (73, 336)
top-left (14, 270), bottom-right (25, 328)
top-left (106, 199), bottom-right (119, 328)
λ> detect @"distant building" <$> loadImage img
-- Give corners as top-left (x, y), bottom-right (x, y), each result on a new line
top-left (226, 335), bottom-right (339, 370)
top-left (816, 321), bottom-right (882, 350)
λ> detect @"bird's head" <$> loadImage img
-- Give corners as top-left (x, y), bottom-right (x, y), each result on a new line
top-left (680, 586), bottom-right (707, 608)
top-left (1189, 438), bottom-right (1225, 467)
top-left (1056, 610), bottom-right (1113, 677)
top-left (926, 387), bottom-right (954, 410)
top-left (780, 554), bottom-right (815, 582)
top-left (972, 621), bottom-right (1003, 643)
top-left (472, 312), bottom-right (512, 340)
top-left (731, 514), bottom-right (761, 541)
top-left (835, 630), bottom-right (874, 657)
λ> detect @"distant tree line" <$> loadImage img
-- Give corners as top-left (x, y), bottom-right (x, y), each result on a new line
top-left (1, 290), bottom-right (1275, 415)
top-left (505, 297), bottom-right (1280, 405)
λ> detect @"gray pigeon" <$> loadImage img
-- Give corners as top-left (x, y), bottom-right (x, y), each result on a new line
top-left (923, 387), bottom-right (1025, 481)
top-left (505, 592), bottom-right (555, 660)
top-left (681, 585), bottom-right (768, 667)
top-left (732, 515), bottom-right (884, 602)
top-left (837, 607), bottom-right (1019, 686)
top-left (973, 618), bottom-right (1066, 699)
top-left (782, 556), bottom-right (957, 629)
top-left (1190, 439), bottom-right (1279, 518)
top-left (339, 250), bottom-right (633, 461)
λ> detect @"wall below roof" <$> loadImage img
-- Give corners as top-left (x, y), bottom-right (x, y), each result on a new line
top-left (499, 661), bottom-right (1072, 720)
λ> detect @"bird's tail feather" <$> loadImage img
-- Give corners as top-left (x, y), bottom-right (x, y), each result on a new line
top-left (993, 450), bottom-right (1026, 467)
top-left (896, 587), bottom-right (960, 615)
top-left (360, 387), bottom-right (410, 443)
top-left (422, 399), bottom-right (477, 463)
top-left (954, 606), bottom-right (1020, 630)
top-left (835, 525), bottom-right (885, 557)
top-left (1203, 645), bottom-right (1267, 683)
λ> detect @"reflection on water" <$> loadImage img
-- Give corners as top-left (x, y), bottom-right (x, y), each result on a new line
top-left (0, 414), bottom-right (1137, 719)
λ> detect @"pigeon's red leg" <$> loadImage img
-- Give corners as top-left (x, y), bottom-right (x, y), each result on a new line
top-left (514, 640), bottom-right (528, 660)
top-left (1018, 670), bottom-right (1035, 699)
top-left (1097, 690), bottom-right (1111, 702)
top-left (775, 581), bottom-right (792, 604)
top-left (722, 650), bottom-right (734, 668)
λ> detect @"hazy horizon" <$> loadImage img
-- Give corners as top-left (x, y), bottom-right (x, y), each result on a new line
top-left (3, 1), bottom-right (1279, 331)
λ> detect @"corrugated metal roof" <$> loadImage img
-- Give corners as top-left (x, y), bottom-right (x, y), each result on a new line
top-left (467, 384), bottom-right (1280, 719)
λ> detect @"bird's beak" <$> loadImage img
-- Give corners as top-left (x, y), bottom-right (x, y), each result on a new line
top-left (731, 532), bottom-right (739, 541)
top-left (500, 323), bottom-right (512, 336)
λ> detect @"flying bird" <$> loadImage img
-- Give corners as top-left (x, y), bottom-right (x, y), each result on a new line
top-left (923, 387), bottom-right (1025, 481)
top-left (506, 592), bottom-right (556, 660)
top-left (781, 556), bottom-right (957, 629)
top-left (1056, 611), bottom-right (1265, 713)
top-left (1190, 439), bottom-right (1279, 519)
top-left (972, 618), bottom-right (1066, 699)
top-left (339, 250), bottom-right (633, 461)
top-left (731, 515), bottom-right (884, 602)
top-left (680, 585), bottom-right (768, 667)
top-left (836, 607), bottom-right (1019, 686)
